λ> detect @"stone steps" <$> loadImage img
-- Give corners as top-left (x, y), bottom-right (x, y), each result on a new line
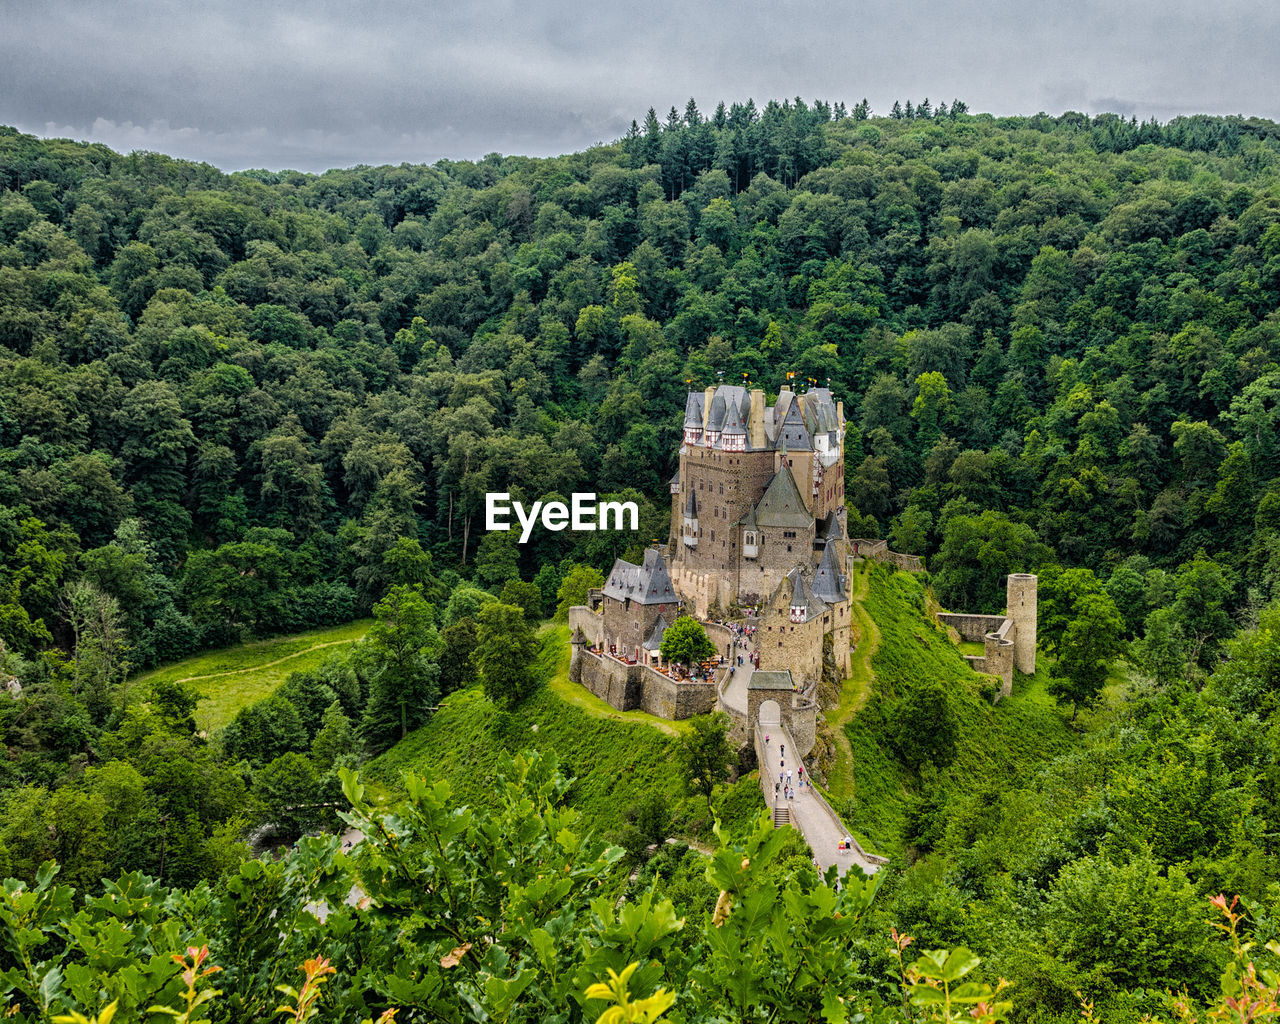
top-left (772, 804), bottom-right (791, 828)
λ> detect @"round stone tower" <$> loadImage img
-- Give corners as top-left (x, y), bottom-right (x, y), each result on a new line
top-left (1006, 573), bottom-right (1037, 675)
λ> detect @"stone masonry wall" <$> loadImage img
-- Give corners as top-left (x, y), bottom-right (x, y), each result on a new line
top-left (937, 612), bottom-right (1009, 641)
top-left (676, 445), bottom-right (775, 582)
top-left (570, 648), bottom-right (717, 720)
top-left (757, 610), bottom-right (824, 688)
top-left (639, 668), bottom-right (718, 719)
top-left (850, 538), bottom-right (924, 572)
top-left (572, 650), bottom-right (643, 709)
top-left (704, 621), bottom-right (736, 660)
top-left (789, 696), bottom-right (817, 758)
top-left (569, 605), bottom-right (604, 647)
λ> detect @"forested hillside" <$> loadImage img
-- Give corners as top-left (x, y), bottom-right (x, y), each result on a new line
top-left (4, 100), bottom-right (1280, 1020)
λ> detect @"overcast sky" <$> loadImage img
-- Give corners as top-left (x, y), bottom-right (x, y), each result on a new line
top-left (1, 0), bottom-right (1274, 174)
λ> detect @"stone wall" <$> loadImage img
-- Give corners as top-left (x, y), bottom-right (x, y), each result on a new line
top-left (674, 444), bottom-right (776, 581)
top-left (984, 635), bottom-right (1014, 695)
top-left (569, 648), bottom-right (716, 720)
top-left (572, 649), bottom-right (644, 709)
top-left (602, 595), bottom-right (680, 658)
top-left (569, 605), bottom-right (604, 647)
top-left (756, 605), bottom-right (824, 688)
top-left (937, 612), bottom-right (1008, 641)
top-left (789, 696), bottom-right (817, 759)
top-left (639, 668), bottom-right (717, 719)
top-left (669, 562), bottom-right (736, 619)
top-left (850, 538), bottom-right (924, 572)
top-left (704, 620), bottom-right (736, 659)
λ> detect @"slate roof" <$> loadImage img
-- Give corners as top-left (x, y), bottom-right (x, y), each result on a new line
top-left (816, 509), bottom-right (844, 542)
top-left (753, 465), bottom-right (813, 529)
top-left (683, 392), bottom-right (705, 428)
top-left (776, 399), bottom-right (813, 451)
top-left (603, 548), bottom-right (677, 605)
top-left (785, 568), bottom-right (828, 621)
top-left (681, 385), bottom-right (835, 453)
top-left (748, 669), bottom-right (795, 691)
top-left (812, 541), bottom-right (846, 603)
top-left (707, 393), bottom-right (727, 431)
top-left (801, 388), bottom-right (839, 435)
top-left (721, 400), bottom-right (746, 436)
top-left (684, 491), bottom-right (697, 518)
top-left (643, 614), bottom-right (670, 650)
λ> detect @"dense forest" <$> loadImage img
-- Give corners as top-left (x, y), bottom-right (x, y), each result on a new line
top-left (4, 97), bottom-right (1280, 1021)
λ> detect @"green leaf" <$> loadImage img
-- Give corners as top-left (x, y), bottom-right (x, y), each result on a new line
top-left (938, 947), bottom-right (981, 983)
top-left (39, 965), bottom-right (65, 1010)
top-left (339, 766), bottom-right (365, 807)
top-left (822, 988), bottom-right (849, 1023)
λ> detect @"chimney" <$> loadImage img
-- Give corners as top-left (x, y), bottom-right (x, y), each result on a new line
top-left (749, 388), bottom-right (767, 449)
top-left (836, 400), bottom-right (845, 428)
top-left (703, 385), bottom-right (715, 431)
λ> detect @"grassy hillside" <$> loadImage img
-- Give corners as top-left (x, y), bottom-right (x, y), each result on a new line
top-left (130, 619), bottom-right (371, 731)
top-left (836, 564), bottom-right (1080, 853)
top-left (367, 629), bottom-right (764, 841)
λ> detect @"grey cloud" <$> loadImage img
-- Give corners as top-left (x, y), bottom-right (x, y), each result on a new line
top-left (1, 0), bottom-right (1276, 172)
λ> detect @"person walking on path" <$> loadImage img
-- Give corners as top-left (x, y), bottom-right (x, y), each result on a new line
top-left (786, 769), bottom-right (792, 785)
top-left (781, 744), bottom-right (785, 757)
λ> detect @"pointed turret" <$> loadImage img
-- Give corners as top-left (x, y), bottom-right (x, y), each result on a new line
top-left (813, 541), bottom-right (846, 603)
top-left (754, 464), bottom-right (811, 529)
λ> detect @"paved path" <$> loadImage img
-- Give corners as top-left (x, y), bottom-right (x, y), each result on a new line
top-left (718, 625), bottom-right (757, 715)
top-left (720, 658), bottom-right (752, 715)
top-left (762, 725), bottom-right (882, 876)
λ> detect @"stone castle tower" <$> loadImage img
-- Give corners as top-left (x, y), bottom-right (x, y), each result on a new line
top-left (667, 383), bottom-right (846, 617)
top-left (1007, 573), bottom-right (1037, 674)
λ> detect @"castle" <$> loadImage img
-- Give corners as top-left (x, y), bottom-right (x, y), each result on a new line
top-left (569, 384), bottom-right (856, 730)
top-left (667, 383), bottom-right (856, 685)
top-left (568, 380), bottom-right (1037, 742)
